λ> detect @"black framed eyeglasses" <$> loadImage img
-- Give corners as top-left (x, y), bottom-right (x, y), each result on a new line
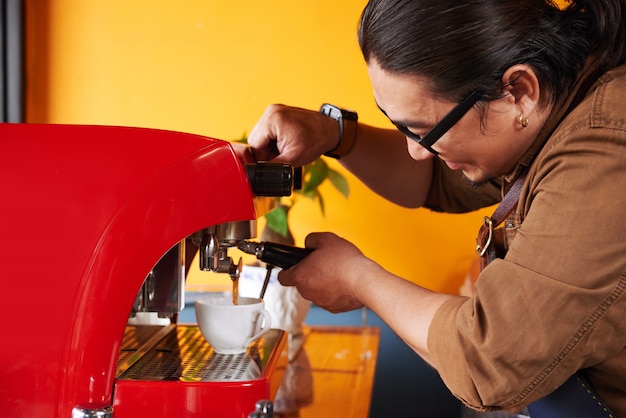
top-left (382, 89), bottom-right (484, 156)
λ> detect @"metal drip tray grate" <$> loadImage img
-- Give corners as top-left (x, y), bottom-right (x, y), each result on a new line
top-left (117, 325), bottom-right (282, 382)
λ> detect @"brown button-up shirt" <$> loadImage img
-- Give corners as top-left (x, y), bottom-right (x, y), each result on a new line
top-left (425, 64), bottom-right (626, 415)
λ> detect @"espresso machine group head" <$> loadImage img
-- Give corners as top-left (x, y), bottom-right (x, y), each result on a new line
top-left (0, 123), bottom-right (298, 417)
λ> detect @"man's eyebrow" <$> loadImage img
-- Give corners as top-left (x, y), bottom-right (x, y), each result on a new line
top-left (375, 101), bottom-right (429, 129)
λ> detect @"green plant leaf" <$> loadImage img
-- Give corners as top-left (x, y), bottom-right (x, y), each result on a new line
top-left (234, 133), bottom-right (248, 143)
top-left (315, 190), bottom-right (326, 216)
top-left (327, 168), bottom-right (350, 198)
top-left (302, 159), bottom-right (328, 194)
top-left (299, 188), bottom-right (316, 200)
top-left (264, 205), bottom-right (289, 236)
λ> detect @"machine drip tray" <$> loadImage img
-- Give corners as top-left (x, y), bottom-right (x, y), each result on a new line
top-left (116, 325), bottom-right (285, 382)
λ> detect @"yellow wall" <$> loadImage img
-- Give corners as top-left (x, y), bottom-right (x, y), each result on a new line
top-left (27, 0), bottom-right (490, 294)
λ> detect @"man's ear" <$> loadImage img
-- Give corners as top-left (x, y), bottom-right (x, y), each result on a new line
top-left (501, 64), bottom-right (543, 116)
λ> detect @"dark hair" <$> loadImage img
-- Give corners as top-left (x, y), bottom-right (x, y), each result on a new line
top-left (358, 0), bottom-right (626, 104)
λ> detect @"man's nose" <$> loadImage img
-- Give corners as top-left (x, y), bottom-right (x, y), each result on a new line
top-left (406, 138), bottom-right (437, 161)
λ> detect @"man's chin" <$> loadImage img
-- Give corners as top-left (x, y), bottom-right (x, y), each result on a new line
top-left (461, 170), bottom-right (494, 188)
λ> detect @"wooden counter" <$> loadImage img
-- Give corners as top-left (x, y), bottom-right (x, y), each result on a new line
top-left (275, 325), bottom-right (380, 418)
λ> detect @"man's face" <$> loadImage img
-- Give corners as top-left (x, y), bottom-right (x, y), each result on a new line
top-left (368, 59), bottom-right (537, 184)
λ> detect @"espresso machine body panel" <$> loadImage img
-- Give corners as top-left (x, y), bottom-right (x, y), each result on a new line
top-left (0, 124), bottom-right (260, 417)
top-left (114, 380), bottom-right (269, 418)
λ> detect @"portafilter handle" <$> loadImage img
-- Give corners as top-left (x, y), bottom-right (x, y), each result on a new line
top-left (238, 240), bottom-right (313, 270)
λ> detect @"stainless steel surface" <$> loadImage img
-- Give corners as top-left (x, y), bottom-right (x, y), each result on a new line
top-left (249, 400), bottom-right (274, 418)
top-left (116, 324), bottom-right (176, 375)
top-left (197, 221), bottom-right (257, 273)
top-left (71, 405), bottom-right (114, 418)
top-left (117, 325), bottom-right (285, 382)
top-left (217, 220), bottom-right (257, 244)
top-left (199, 231), bottom-right (221, 271)
top-left (238, 240), bottom-right (264, 258)
top-left (132, 240), bottom-right (186, 318)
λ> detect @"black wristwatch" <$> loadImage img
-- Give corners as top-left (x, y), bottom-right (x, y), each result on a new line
top-left (319, 103), bottom-right (358, 159)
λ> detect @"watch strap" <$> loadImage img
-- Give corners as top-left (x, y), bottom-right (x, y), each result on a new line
top-left (320, 103), bottom-right (358, 159)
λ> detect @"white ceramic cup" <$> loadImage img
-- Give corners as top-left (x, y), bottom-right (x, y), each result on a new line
top-left (195, 295), bottom-right (272, 354)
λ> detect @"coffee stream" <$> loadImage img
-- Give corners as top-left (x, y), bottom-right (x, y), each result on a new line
top-left (232, 276), bottom-right (239, 305)
top-left (231, 256), bottom-right (243, 305)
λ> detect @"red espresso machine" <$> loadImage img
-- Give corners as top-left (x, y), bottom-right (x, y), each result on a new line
top-left (0, 124), bottom-right (295, 417)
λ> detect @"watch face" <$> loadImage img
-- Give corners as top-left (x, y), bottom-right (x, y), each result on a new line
top-left (329, 108), bottom-right (344, 120)
top-left (320, 104), bottom-right (340, 119)
top-left (320, 104), bottom-right (357, 121)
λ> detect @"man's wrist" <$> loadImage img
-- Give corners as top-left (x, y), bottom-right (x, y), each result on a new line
top-left (319, 103), bottom-right (358, 159)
